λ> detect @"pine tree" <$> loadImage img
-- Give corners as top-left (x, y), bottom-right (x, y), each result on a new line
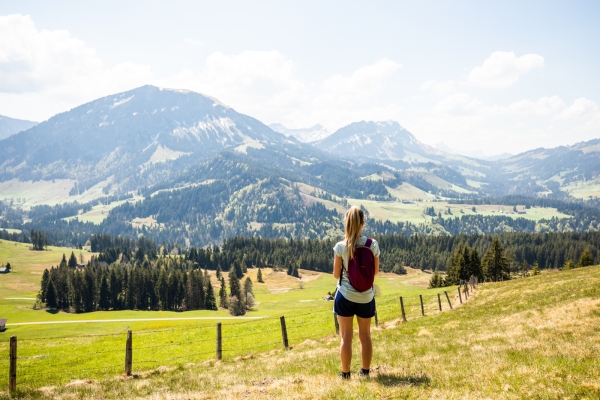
top-left (228, 269), bottom-right (245, 315)
top-left (46, 279), bottom-right (57, 310)
top-left (531, 262), bottom-right (541, 276)
top-left (40, 269), bottom-right (50, 302)
top-left (578, 247), bottom-right (594, 268)
top-left (99, 275), bottom-right (110, 310)
top-left (204, 279), bottom-right (218, 310)
top-left (482, 237), bottom-right (510, 282)
top-left (233, 260), bottom-right (244, 279)
top-left (68, 251), bottom-right (78, 268)
top-left (563, 260), bottom-right (574, 270)
top-left (470, 248), bottom-right (482, 280)
top-left (59, 254), bottom-right (67, 268)
top-left (216, 264), bottom-right (222, 280)
top-left (257, 268), bottom-right (264, 283)
top-left (429, 272), bottom-right (444, 288)
top-left (218, 276), bottom-right (228, 309)
top-left (243, 277), bottom-right (253, 298)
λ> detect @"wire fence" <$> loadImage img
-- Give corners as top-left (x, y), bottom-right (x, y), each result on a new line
top-left (0, 278), bottom-right (479, 392)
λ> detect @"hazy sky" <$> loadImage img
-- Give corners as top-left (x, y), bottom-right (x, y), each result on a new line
top-left (1, 1), bottom-right (599, 156)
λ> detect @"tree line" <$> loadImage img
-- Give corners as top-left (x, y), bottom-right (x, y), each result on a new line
top-left (39, 251), bottom-right (256, 315)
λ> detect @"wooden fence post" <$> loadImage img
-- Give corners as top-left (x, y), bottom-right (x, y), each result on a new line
top-left (374, 310), bottom-right (379, 327)
top-left (464, 283), bottom-right (469, 299)
top-left (399, 296), bottom-right (407, 322)
top-left (437, 293), bottom-right (442, 312)
top-left (280, 316), bottom-right (289, 350)
top-left (334, 313), bottom-right (340, 335)
top-left (9, 336), bottom-right (16, 392)
top-left (419, 295), bottom-right (425, 316)
top-left (458, 286), bottom-right (463, 304)
top-left (216, 322), bottom-right (222, 360)
top-left (444, 291), bottom-right (453, 309)
top-left (125, 330), bottom-right (132, 376)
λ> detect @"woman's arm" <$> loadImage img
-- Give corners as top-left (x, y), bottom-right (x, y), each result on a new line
top-left (374, 257), bottom-right (379, 275)
top-left (333, 255), bottom-right (343, 279)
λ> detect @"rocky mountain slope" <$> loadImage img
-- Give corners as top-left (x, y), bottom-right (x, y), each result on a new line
top-left (0, 85), bottom-right (319, 193)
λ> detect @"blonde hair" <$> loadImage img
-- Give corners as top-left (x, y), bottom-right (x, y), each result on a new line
top-left (344, 206), bottom-right (365, 260)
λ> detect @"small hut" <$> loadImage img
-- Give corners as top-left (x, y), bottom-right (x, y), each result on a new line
top-left (0, 319), bottom-right (6, 332)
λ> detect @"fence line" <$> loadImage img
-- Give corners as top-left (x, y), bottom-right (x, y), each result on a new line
top-left (1, 281), bottom-right (479, 392)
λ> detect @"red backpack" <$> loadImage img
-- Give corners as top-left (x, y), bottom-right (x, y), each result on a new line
top-left (340, 238), bottom-right (376, 292)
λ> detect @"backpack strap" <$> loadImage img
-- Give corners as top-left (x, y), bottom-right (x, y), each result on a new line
top-left (365, 238), bottom-right (373, 248)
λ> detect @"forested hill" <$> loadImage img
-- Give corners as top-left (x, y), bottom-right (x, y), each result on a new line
top-left (0, 85), bottom-right (318, 193)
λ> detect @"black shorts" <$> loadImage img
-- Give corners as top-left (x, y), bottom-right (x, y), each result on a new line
top-left (333, 290), bottom-right (376, 318)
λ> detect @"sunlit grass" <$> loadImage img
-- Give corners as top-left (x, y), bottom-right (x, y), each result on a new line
top-left (0, 266), bottom-right (596, 399)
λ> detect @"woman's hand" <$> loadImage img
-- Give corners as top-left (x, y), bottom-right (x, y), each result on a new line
top-left (333, 255), bottom-right (343, 279)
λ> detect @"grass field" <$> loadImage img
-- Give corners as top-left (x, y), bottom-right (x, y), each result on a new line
top-left (560, 177), bottom-right (600, 199)
top-left (0, 239), bottom-right (456, 396)
top-left (2, 264), bottom-right (597, 399)
top-left (346, 196), bottom-right (570, 226)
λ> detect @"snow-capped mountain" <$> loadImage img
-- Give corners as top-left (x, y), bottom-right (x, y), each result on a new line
top-left (0, 114), bottom-right (37, 141)
top-left (315, 120), bottom-right (455, 165)
top-left (0, 85), bottom-right (298, 189)
top-left (269, 123), bottom-right (331, 143)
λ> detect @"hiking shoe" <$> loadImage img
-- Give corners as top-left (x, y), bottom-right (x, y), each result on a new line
top-left (338, 371), bottom-right (351, 380)
top-left (359, 368), bottom-right (370, 377)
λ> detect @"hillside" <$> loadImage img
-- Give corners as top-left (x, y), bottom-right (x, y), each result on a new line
top-left (0, 114), bottom-right (37, 141)
top-left (4, 265), bottom-right (598, 399)
top-left (1, 87), bottom-right (600, 247)
top-left (0, 85), bottom-right (315, 195)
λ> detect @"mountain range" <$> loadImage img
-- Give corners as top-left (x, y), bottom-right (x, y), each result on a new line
top-left (1, 85), bottom-right (599, 246)
top-left (268, 123), bottom-right (331, 143)
top-left (0, 114), bottom-right (37, 141)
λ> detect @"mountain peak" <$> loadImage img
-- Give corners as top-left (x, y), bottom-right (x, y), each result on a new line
top-left (268, 122), bottom-right (331, 143)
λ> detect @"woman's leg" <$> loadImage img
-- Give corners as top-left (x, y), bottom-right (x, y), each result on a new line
top-left (338, 315), bottom-right (354, 373)
top-left (356, 316), bottom-right (372, 370)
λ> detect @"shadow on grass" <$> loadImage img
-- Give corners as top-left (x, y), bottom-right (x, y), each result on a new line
top-left (376, 372), bottom-right (430, 387)
top-left (45, 309), bottom-right (59, 314)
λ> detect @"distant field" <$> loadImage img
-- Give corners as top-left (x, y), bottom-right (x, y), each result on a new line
top-left (560, 178), bottom-right (600, 199)
top-left (64, 199), bottom-right (131, 224)
top-left (0, 177), bottom-right (121, 209)
top-left (385, 182), bottom-right (435, 201)
top-left (347, 197), bottom-right (570, 225)
top-left (0, 229), bottom-right (21, 234)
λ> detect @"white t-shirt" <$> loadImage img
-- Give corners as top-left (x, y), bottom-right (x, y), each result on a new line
top-left (333, 236), bottom-right (380, 304)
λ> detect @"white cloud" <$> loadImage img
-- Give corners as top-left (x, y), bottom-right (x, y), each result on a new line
top-left (420, 80), bottom-right (456, 96)
top-left (0, 14), bottom-right (153, 120)
top-left (431, 93), bottom-right (482, 114)
top-left (467, 51), bottom-right (544, 88)
top-left (487, 96), bottom-right (565, 117)
top-left (161, 50), bottom-right (308, 112)
top-left (313, 58), bottom-right (401, 108)
top-left (556, 97), bottom-right (599, 121)
top-left (159, 54), bottom-right (402, 132)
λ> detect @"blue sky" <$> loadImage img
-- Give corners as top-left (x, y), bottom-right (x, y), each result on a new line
top-left (1, 1), bottom-right (599, 156)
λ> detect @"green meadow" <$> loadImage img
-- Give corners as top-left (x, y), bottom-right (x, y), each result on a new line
top-left (1, 254), bottom-right (598, 398)
top-left (0, 239), bottom-right (455, 393)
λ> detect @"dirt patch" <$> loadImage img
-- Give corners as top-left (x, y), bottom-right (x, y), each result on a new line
top-left (269, 287), bottom-right (292, 294)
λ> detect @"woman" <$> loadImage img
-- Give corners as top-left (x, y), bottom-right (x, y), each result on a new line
top-left (333, 206), bottom-right (380, 379)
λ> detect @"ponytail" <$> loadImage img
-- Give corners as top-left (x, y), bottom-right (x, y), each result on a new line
top-left (344, 206), bottom-right (365, 260)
